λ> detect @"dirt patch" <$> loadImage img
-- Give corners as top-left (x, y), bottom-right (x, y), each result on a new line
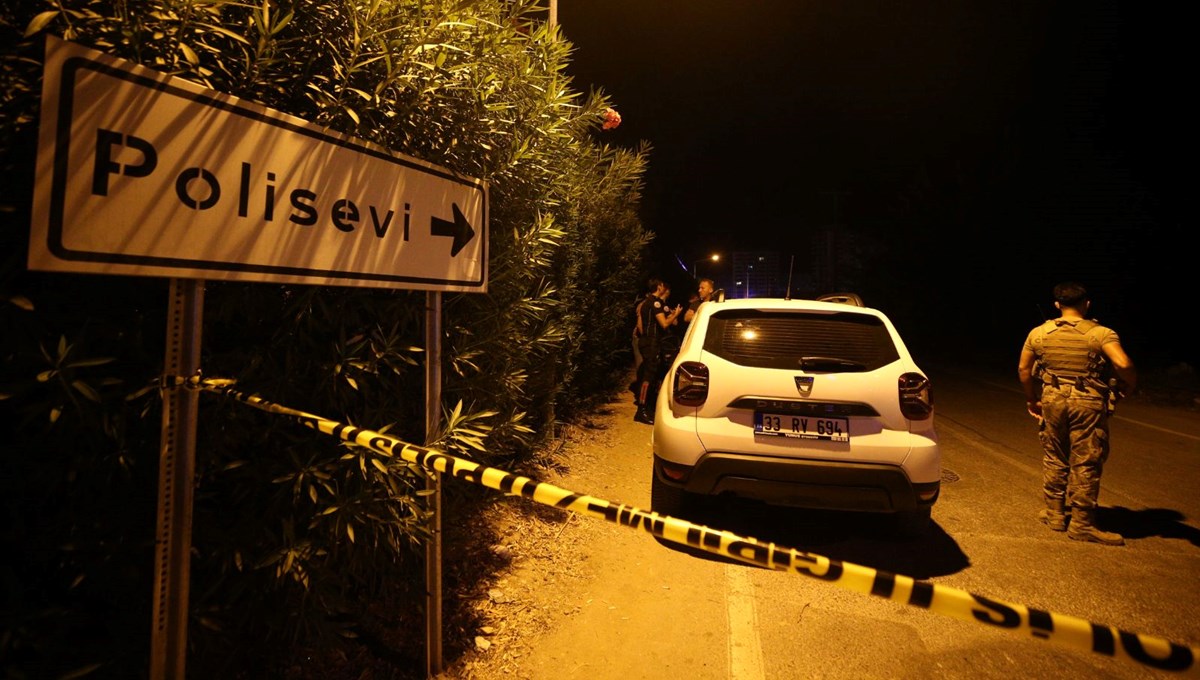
top-left (439, 407), bottom-right (630, 679)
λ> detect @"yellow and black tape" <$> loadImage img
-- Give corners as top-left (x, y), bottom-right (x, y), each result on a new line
top-left (186, 377), bottom-right (1198, 676)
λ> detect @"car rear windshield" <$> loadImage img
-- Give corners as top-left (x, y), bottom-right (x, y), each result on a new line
top-left (701, 309), bottom-right (900, 371)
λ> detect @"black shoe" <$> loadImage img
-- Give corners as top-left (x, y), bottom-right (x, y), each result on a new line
top-left (634, 409), bottom-right (654, 425)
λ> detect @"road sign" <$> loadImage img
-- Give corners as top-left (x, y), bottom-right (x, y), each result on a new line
top-left (30, 36), bottom-right (488, 292)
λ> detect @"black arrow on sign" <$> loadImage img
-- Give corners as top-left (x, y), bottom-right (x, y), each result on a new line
top-left (430, 203), bottom-right (475, 257)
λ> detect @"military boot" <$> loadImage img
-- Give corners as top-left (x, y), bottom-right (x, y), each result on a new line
top-left (1037, 498), bottom-right (1067, 532)
top-left (633, 406), bottom-right (654, 425)
top-left (1067, 508), bottom-right (1124, 546)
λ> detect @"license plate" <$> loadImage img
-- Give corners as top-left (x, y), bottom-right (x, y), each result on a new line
top-left (754, 412), bottom-right (849, 442)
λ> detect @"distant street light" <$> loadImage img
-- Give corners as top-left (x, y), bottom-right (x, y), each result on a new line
top-left (692, 253), bottom-right (720, 278)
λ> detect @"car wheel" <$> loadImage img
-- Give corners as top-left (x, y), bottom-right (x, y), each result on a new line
top-left (894, 506), bottom-right (931, 538)
top-left (651, 471), bottom-right (690, 519)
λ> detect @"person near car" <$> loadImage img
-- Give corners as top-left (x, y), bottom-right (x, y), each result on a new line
top-left (658, 283), bottom-right (685, 375)
top-left (629, 279), bottom-right (658, 400)
top-left (683, 278), bottom-right (715, 327)
top-left (1017, 281), bottom-right (1137, 546)
top-left (631, 283), bottom-right (653, 368)
top-left (634, 278), bottom-right (682, 424)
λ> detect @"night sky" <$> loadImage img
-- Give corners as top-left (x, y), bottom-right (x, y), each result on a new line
top-left (556, 1), bottom-right (1193, 370)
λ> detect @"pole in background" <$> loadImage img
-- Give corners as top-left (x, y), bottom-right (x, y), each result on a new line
top-left (692, 254), bottom-right (719, 280)
top-left (150, 279), bottom-right (204, 679)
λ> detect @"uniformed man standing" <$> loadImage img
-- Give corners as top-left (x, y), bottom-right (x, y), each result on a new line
top-left (634, 278), bottom-right (682, 424)
top-left (1017, 282), bottom-right (1137, 546)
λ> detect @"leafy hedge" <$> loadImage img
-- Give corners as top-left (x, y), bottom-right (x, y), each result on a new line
top-left (0, 0), bottom-right (651, 676)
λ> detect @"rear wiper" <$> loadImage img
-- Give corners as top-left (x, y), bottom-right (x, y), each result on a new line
top-left (798, 356), bottom-right (868, 372)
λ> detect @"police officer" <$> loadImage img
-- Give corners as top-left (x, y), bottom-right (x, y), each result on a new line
top-left (1017, 282), bottom-right (1137, 546)
top-left (634, 278), bottom-right (682, 424)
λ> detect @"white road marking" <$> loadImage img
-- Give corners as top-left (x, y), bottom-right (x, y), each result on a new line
top-left (1111, 414), bottom-right (1200, 440)
top-left (982, 380), bottom-right (1199, 441)
top-left (725, 564), bottom-right (766, 680)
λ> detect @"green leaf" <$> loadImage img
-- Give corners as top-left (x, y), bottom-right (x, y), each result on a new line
top-left (196, 22), bottom-right (252, 45)
top-left (346, 524), bottom-right (355, 543)
top-left (72, 380), bottom-right (101, 402)
top-left (457, 437), bottom-right (486, 452)
top-left (6, 295), bottom-right (34, 311)
top-left (179, 42), bottom-right (200, 65)
top-left (24, 10), bottom-right (58, 37)
top-left (59, 663), bottom-right (103, 680)
top-left (126, 384), bottom-right (155, 401)
top-left (343, 106), bottom-right (360, 125)
top-left (69, 357), bottom-right (115, 368)
top-left (270, 10), bottom-right (293, 35)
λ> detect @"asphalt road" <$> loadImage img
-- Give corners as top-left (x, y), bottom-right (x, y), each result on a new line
top-left (732, 364), bottom-right (1200, 679)
top-left (468, 364), bottom-right (1200, 679)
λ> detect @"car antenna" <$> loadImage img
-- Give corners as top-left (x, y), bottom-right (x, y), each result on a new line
top-left (784, 255), bottom-right (795, 300)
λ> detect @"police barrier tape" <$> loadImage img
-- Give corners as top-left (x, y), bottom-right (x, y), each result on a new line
top-left (185, 377), bottom-right (1199, 675)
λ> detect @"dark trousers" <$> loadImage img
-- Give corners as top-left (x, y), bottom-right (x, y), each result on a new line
top-left (636, 336), bottom-right (662, 406)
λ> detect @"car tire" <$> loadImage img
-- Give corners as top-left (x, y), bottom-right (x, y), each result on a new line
top-left (651, 471), bottom-right (690, 519)
top-left (894, 506), bottom-right (931, 538)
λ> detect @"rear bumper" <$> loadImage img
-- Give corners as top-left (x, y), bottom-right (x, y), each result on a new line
top-left (654, 452), bottom-right (940, 513)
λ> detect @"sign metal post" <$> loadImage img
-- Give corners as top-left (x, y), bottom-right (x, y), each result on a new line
top-left (424, 291), bottom-right (444, 675)
top-left (150, 279), bottom-right (204, 678)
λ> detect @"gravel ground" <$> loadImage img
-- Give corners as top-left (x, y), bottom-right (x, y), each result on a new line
top-left (438, 402), bottom-right (630, 679)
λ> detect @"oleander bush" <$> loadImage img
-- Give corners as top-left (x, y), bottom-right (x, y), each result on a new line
top-left (0, 0), bottom-right (651, 676)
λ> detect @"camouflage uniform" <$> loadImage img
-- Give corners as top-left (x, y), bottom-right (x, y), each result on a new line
top-left (1023, 318), bottom-right (1123, 544)
top-left (1037, 382), bottom-right (1109, 512)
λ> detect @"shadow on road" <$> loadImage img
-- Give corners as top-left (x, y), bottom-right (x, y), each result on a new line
top-left (656, 497), bottom-right (970, 580)
top-left (1100, 506), bottom-right (1200, 547)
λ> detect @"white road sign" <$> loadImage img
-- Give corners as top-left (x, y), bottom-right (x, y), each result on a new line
top-left (30, 36), bottom-right (488, 292)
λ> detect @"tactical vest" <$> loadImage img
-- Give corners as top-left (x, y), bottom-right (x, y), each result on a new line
top-left (1029, 319), bottom-right (1110, 393)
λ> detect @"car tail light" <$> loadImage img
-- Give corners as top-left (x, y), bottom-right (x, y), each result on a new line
top-left (658, 459), bottom-right (691, 482)
top-left (673, 361), bottom-right (710, 406)
top-left (899, 372), bottom-right (933, 420)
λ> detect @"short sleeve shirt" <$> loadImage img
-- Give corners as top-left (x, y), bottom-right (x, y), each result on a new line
top-left (640, 296), bottom-right (665, 340)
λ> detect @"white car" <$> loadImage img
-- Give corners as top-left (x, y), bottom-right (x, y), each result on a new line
top-left (651, 295), bottom-right (940, 536)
